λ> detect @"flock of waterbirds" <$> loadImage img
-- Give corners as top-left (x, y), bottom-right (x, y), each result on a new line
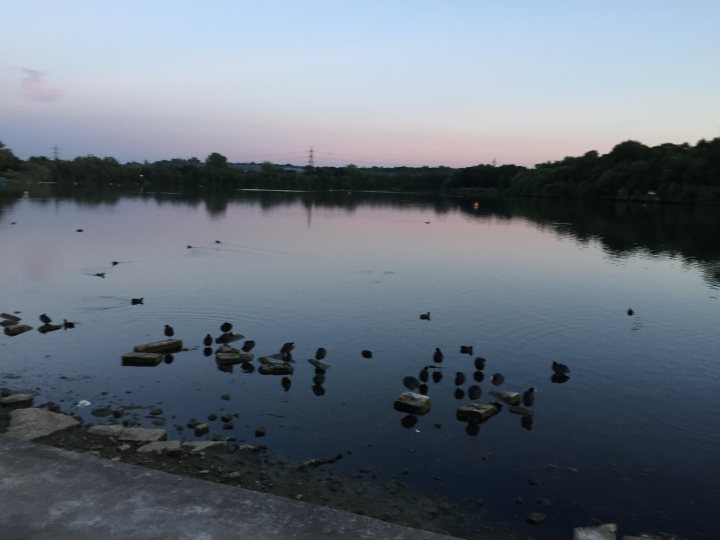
top-left (2, 230), bottom-right (637, 436)
top-left (4, 302), bottom-right (640, 434)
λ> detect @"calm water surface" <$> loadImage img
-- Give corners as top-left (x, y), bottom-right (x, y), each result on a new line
top-left (1, 190), bottom-right (719, 539)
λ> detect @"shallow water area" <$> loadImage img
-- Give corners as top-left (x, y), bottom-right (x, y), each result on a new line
top-left (1, 189), bottom-right (719, 539)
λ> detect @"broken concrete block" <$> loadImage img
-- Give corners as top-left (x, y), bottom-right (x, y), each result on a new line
top-left (38, 323), bottom-right (62, 334)
top-left (0, 394), bottom-right (34, 408)
top-left (574, 523), bottom-right (617, 540)
top-left (136, 440), bottom-right (182, 455)
top-left (133, 339), bottom-right (183, 353)
top-left (393, 392), bottom-right (432, 415)
top-left (5, 408), bottom-right (79, 441)
top-left (308, 358), bottom-right (331, 371)
top-left (194, 423), bottom-right (209, 436)
top-left (215, 352), bottom-right (254, 365)
top-left (489, 391), bottom-right (521, 406)
top-left (457, 402), bottom-right (502, 423)
top-left (509, 406), bottom-right (535, 417)
top-left (122, 352), bottom-right (163, 366)
top-left (258, 362), bottom-right (294, 375)
top-left (181, 441), bottom-right (226, 453)
top-left (4, 324), bottom-right (33, 336)
top-left (88, 425), bottom-right (167, 442)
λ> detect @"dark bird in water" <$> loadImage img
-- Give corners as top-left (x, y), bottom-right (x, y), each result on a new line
top-left (473, 370), bottom-right (485, 383)
top-left (187, 245), bottom-right (193, 249)
top-left (419, 367), bottom-right (429, 382)
top-left (432, 370), bottom-right (443, 383)
top-left (361, 350), bottom-right (373, 359)
top-left (220, 322), bottom-right (233, 333)
top-left (203, 334), bottom-right (212, 347)
top-left (93, 273), bottom-right (105, 278)
top-left (62, 319), bottom-right (75, 329)
top-left (460, 345), bottom-right (473, 355)
top-left (418, 383), bottom-right (429, 395)
top-left (491, 373), bottom-right (505, 386)
top-left (523, 387), bottom-right (536, 407)
top-left (403, 376), bottom-right (420, 390)
top-left (424, 221), bottom-right (430, 224)
top-left (281, 342), bottom-right (295, 355)
top-left (468, 385), bottom-right (482, 400)
top-left (131, 298), bottom-right (143, 305)
top-left (281, 377), bottom-right (292, 391)
top-left (76, 229), bottom-right (83, 232)
top-left (433, 347), bottom-right (444, 363)
top-left (111, 261), bottom-right (119, 266)
top-left (419, 312), bottom-right (431, 320)
top-left (627, 308), bottom-right (634, 316)
top-left (454, 388), bottom-right (465, 400)
top-left (242, 340), bottom-right (256, 352)
top-left (315, 347), bottom-right (327, 360)
top-left (474, 357), bottom-right (486, 370)
top-left (552, 361), bottom-right (570, 376)
top-left (215, 240), bottom-right (221, 244)
top-left (39, 314), bottom-right (52, 324)
top-left (164, 324), bottom-right (174, 337)
top-left (454, 372), bottom-right (466, 386)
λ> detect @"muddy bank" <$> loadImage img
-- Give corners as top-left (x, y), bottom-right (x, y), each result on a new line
top-left (0, 395), bottom-right (518, 540)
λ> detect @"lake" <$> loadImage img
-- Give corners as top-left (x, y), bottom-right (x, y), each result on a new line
top-left (1, 188), bottom-right (719, 539)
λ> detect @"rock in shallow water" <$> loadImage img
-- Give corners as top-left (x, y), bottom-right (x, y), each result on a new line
top-left (456, 402), bottom-right (502, 423)
top-left (393, 392), bottom-right (432, 415)
top-left (88, 424), bottom-right (167, 442)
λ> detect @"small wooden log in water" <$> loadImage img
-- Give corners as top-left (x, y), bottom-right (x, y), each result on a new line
top-left (122, 352), bottom-right (163, 366)
top-left (133, 339), bottom-right (183, 353)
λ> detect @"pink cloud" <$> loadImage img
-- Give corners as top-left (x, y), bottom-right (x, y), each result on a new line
top-left (20, 68), bottom-right (62, 102)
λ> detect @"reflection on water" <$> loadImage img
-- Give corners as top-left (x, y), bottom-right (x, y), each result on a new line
top-left (1, 188), bottom-right (719, 538)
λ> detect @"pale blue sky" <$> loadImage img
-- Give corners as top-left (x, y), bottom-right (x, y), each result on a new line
top-left (1, 1), bottom-right (718, 166)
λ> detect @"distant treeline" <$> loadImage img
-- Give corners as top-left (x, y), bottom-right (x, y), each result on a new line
top-left (2, 138), bottom-right (720, 204)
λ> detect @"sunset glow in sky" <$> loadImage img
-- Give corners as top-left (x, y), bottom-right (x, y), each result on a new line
top-left (2, 1), bottom-right (719, 167)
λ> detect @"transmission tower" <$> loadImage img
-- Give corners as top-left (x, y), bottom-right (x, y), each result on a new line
top-left (52, 146), bottom-right (59, 160)
top-left (308, 147), bottom-right (315, 167)
top-left (491, 157), bottom-right (497, 167)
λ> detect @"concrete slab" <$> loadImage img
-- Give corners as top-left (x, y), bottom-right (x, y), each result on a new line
top-left (0, 436), bottom-right (459, 540)
top-left (5, 408), bottom-right (79, 441)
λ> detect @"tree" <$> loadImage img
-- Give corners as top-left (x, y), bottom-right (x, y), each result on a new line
top-left (0, 141), bottom-right (21, 172)
top-left (205, 152), bottom-right (228, 169)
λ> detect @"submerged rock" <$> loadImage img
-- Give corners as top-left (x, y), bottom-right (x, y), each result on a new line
top-left (1, 312), bottom-right (21, 323)
top-left (393, 392), bottom-right (432, 415)
top-left (489, 391), bottom-right (521, 406)
top-left (509, 406), bottom-right (535, 417)
top-left (527, 512), bottom-right (546, 524)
